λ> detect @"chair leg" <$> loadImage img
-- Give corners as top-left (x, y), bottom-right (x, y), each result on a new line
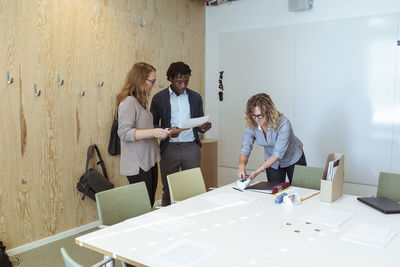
top-left (103, 255), bottom-right (131, 267)
top-left (104, 255), bottom-right (114, 267)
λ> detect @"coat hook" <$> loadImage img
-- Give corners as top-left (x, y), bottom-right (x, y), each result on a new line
top-left (57, 73), bottom-right (64, 86)
top-left (140, 16), bottom-right (146, 27)
top-left (89, 137), bottom-right (92, 145)
top-left (7, 71), bottom-right (13, 84)
top-left (33, 84), bottom-right (41, 97)
top-left (78, 85), bottom-right (85, 97)
top-left (97, 76), bottom-right (104, 87)
top-left (115, 87), bottom-right (118, 97)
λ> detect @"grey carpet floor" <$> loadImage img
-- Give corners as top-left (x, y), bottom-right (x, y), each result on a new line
top-left (14, 229), bottom-right (124, 267)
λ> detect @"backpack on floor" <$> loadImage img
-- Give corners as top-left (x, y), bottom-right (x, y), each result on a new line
top-left (0, 241), bottom-right (12, 267)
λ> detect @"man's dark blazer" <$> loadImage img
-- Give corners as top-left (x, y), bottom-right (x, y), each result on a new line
top-left (150, 88), bottom-right (205, 153)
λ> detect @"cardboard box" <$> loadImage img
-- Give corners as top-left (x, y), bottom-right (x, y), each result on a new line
top-left (320, 153), bottom-right (344, 202)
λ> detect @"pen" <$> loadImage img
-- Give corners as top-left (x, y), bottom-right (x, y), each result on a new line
top-left (301, 192), bottom-right (320, 201)
top-left (232, 187), bottom-right (243, 192)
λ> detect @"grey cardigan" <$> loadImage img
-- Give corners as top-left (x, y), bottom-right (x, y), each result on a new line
top-left (118, 96), bottom-right (160, 176)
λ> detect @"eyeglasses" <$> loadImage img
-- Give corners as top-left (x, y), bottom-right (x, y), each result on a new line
top-left (146, 79), bottom-right (156, 85)
top-left (251, 113), bottom-right (265, 120)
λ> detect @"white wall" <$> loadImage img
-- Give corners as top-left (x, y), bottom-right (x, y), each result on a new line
top-left (205, 0), bottom-right (400, 195)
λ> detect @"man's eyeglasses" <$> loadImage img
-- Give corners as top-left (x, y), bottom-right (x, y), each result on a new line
top-left (146, 79), bottom-right (156, 85)
top-left (251, 114), bottom-right (265, 120)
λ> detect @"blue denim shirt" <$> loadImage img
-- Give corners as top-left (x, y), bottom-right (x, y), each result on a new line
top-left (240, 115), bottom-right (303, 169)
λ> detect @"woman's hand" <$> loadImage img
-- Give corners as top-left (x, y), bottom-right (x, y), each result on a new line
top-left (248, 156), bottom-right (277, 179)
top-left (247, 167), bottom-right (265, 180)
top-left (238, 154), bottom-right (249, 179)
top-left (152, 128), bottom-right (170, 140)
top-left (237, 165), bottom-right (248, 179)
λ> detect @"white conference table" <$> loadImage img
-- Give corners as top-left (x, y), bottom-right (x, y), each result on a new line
top-left (76, 184), bottom-right (400, 267)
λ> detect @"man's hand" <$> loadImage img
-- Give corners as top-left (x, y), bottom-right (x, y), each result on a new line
top-left (168, 126), bottom-right (180, 138)
top-left (199, 121), bottom-right (212, 132)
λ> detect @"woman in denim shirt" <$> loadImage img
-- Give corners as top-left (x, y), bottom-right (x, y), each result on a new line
top-left (237, 93), bottom-right (306, 183)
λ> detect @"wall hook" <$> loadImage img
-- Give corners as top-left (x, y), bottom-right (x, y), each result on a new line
top-left (7, 71), bottom-right (13, 84)
top-left (33, 84), bottom-right (41, 97)
top-left (97, 76), bottom-right (104, 87)
top-left (115, 87), bottom-right (118, 97)
top-left (89, 137), bottom-right (93, 145)
top-left (57, 73), bottom-right (64, 86)
top-left (78, 85), bottom-right (85, 97)
top-left (140, 16), bottom-right (146, 27)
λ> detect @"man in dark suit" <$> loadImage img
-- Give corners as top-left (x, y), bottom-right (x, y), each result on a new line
top-left (150, 62), bottom-right (211, 206)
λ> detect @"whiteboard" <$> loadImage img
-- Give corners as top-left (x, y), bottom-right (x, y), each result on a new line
top-left (219, 26), bottom-right (296, 169)
top-left (219, 13), bottom-right (400, 186)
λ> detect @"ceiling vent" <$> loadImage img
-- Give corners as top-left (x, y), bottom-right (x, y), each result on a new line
top-left (288, 0), bottom-right (313, 11)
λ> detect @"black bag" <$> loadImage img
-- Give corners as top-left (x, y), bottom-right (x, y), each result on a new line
top-left (76, 144), bottom-right (114, 200)
top-left (108, 108), bottom-right (120, 156)
top-left (0, 241), bottom-right (12, 267)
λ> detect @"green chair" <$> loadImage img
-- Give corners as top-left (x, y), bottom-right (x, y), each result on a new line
top-left (60, 247), bottom-right (113, 267)
top-left (291, 165), bottom-right (324, 190)
top-left (377, 172), bottom-right (400, 202)
top-left (167, 167), bottom-right (207, 203)
top-left (95, 182), bottom-right (152, 227)
top-left (95, 182), bottom-right (152, 267)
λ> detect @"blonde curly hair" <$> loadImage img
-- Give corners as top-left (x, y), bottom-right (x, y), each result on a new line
top-left (116, 62), bottom-right (156, 108)
top-left (245, 93), bottom-right (282, 131)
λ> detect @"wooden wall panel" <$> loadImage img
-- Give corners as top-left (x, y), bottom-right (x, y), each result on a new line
top-left (0, 0), bottom-right (205, 249)
top-left (0, 0), bottom-right (18, 246)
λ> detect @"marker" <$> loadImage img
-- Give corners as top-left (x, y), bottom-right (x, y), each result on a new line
top-left (275, 193), bottom-right (287, 204)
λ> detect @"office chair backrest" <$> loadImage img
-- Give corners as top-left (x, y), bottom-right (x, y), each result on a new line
top-left (377, 172), bottom-right (400, 202)
top-left (60, 248), bottom-right (84, 267)
top-left (292, 165), bottom-right (324, 190)
top-left (95, 182), bottom-right (152, 226)
top-left (167, 167), bottom-right (207, 202)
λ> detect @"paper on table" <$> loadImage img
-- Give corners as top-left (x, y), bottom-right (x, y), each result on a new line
top-left (182, 115), bottom-right (209, 129)
top-left (341, 223), bottom-right (397, 248)
top-left (126, 211), bottom-right (196, 232)
top-left (147, 239), bottom-right (215, 267)
top-left (201, 192), bottom-right (256, 206)
top-left (300, 207), bottom-right (355, 228)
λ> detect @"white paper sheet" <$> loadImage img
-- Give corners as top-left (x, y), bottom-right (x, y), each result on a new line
top-left (182, 115), bottom-right (209, 128)
top-left (201, 192), bottom-right (256, 206)
top-left (300, 207), bottom-right (355, 228)
top-left (147, 239), bottom-right (215, 267)
top-left (341, 223), bottom-right (397, 248)
top-left (126, 212), bottom-right (196, 232)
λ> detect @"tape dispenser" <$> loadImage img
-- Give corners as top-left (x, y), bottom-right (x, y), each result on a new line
top-left (283, 193), bottom-right (301, 206)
